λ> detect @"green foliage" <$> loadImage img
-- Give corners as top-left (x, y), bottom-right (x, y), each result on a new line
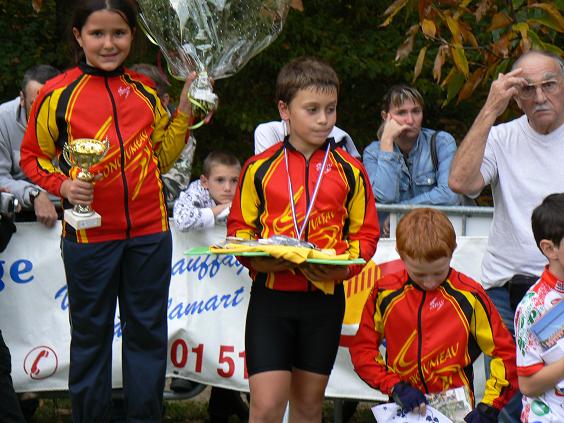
top-left (0, 0), bottom-right (63, 97)
top-left (191, 0), bottom-right (426, 168)
top-left (1, 0), bottom-right (491, 174)
top-left (382, 0), bottom-right (564, 105)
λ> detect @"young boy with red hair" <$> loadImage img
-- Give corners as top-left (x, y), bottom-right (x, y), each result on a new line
top-left (350, 208), bottom-right (518, 423)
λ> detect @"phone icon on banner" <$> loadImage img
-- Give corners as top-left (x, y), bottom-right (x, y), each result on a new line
top-left (24, 346), bottom-right (58, 380)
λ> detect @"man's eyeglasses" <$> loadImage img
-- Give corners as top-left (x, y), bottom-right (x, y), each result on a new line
top-left (518, 79), bottom-right (561, 99)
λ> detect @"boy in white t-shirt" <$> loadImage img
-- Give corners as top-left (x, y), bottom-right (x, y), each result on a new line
top-left (514, 193), bottom-right (564, 422)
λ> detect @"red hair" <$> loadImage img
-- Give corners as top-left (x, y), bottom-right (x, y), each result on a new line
top-left (396, 208), bottom-right (456, 261)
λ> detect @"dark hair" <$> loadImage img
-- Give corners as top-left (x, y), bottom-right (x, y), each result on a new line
top-left (130, 63), bottom-right (170, 98)
top-left (21, 65), bottom-right (60, 93)
top-left (70, 0), bottom-right (138, 63)
top-left (202, 151), bottom-right (241, 177)
top-left (531, 193), bottom-right (564, 253)
top-left (275, 56), bottom-right (339, 105)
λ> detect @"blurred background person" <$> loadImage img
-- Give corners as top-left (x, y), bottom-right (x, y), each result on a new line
top-left (0, 64), bottom-right (61, 228)
top-left (363, 84), bottom-right (460, 236)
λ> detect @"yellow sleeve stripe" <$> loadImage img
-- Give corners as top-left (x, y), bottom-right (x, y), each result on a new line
top-left (239, 161), bottom-right (262, 237)
top-left (35, 90), bottom-right (62, 158)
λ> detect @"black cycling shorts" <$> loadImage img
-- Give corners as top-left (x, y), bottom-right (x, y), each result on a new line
top-left (245, 282), bottom-right (345, 377)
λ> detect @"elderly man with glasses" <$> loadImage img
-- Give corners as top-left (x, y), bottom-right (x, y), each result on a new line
top-left (449, 50), bottom-right (564, 423)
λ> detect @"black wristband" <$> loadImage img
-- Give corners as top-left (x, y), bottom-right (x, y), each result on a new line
top-left (477, 402), bottom-right (499, 420)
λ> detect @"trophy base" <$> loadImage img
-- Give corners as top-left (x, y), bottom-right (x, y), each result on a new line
top-left (64, 209), bottom-right (102, 230)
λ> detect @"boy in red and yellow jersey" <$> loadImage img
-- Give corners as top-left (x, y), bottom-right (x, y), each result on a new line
top-left (228, 56), bottom-right (379, 422)
top-left (350, 208), bottom-right (517, 423)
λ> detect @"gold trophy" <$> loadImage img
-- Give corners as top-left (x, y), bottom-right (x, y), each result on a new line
top-left (63, 138), bottom-right (109, 230)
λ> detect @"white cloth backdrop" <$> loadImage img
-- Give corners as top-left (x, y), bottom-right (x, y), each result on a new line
top-left (0, 222), bottom-right (488, 401)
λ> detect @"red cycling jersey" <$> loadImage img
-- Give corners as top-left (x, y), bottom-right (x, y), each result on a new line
top-left (350, 268), bottom-right (518, 411)
top-left (20, 62), bottom-right (190, 243)
top-left (227, 140), bottom-right (380, 292)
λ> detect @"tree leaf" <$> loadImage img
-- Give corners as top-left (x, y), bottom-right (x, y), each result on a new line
top-left (527, 16), bottom-right (564, 34)
top-left (451, 45), bottom-right (469, 77)
top-left (290, 0), bottom-right (304, 12)
top-left (413, 46), bottom-right (427, 82)
top-left (488, 12), bottom-right (513, 31)
top-left (418, 0), bottom-right (433, 21)
top-left (433, 45), bottom-right (448, 82)
top-left (395, 36), bottom-right (415, 62)
top-left (421, 19), bottom-right (436, 38)
top-left (512, 0), bottom-right (526, 9)
top-left (442, 68), bottom-right (466, 106)
top-left (529, 35), bottom-right (564, 56)
top-left (445, 16), bottom-right (463, 43)
top-left (512, 22), bottom-right (530, 51)
top-left (491, 31), bottom-right (516, 57)
top-left (381, 0), bottom-right (409, 27)
top-left (529, 3), bottom-right (564, 32)
top-left (453, 0), bottom-right (474, 20)
top-left (394, 25), bottom-right (419, 61)
top-left (475, 0), bottom-right (493, 22)
top-left (31, 0), bottom-right (42, 12)
top-left (460, 21), bottom-right (479, 48)
top-left (457, 67), bottom-right (486, 103)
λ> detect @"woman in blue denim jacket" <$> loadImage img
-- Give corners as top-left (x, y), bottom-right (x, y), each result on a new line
top-left (363, 84), bottom-right (460, 206)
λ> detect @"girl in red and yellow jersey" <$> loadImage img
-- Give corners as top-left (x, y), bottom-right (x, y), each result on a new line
top-left (19, 1), bottom-right (196, 420)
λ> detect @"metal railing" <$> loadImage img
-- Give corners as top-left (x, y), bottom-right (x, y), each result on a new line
top-left (377, 204), bottom-right (494, 237)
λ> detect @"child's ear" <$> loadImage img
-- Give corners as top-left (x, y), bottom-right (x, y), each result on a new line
top-left (278, 100), bottom-right (290, 121)
top-left (200, 174), bottom-right (209, 189)
top-left (72, 27), bottom-right (83, 47)
top-left (539, 239), bottom-right (557, 259)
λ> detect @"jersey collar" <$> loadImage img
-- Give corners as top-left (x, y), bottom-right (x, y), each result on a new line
top-left (78, 60), bottom-right (125, 77)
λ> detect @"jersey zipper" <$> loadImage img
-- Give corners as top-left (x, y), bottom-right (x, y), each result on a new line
top-left (417, 291), bottom-right (430, 393)
top-left (105, 77), bottom-right (132, 238)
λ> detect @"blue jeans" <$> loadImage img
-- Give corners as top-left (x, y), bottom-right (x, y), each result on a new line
top-left (485, 287), bottom-right (521, 423)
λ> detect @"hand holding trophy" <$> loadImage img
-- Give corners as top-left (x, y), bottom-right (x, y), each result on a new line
top-left (137, 0), bottom-right (291, 129)
top-left (63, 138), bottom-right (109, 230)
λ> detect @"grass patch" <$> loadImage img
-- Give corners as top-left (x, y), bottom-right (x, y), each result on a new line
top-left (29, 396), bottom-right (378, 422)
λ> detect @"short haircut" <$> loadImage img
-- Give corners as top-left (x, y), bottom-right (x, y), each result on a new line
top-left (377, 84), bottom-right (425, 139)
top-left (512, 49), bottom-right (564, 76)
top-left (202, 151), bottom-right (241, 177)
top-left (381, 84), bottom-right (424, 113)
top-left (130, 63), bottom-right (170, 98)
top-left (396, 208), bottom-right (457, 261)
top-left (275, 56), bottom-right (339, 105)
top-left (531, 193), bottom-right (564, 253)
top-left (21, 65), bottom-right (60, 92)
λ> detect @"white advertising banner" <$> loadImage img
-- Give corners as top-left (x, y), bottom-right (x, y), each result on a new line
top-left (0, 222), bottom-right (488, 401)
